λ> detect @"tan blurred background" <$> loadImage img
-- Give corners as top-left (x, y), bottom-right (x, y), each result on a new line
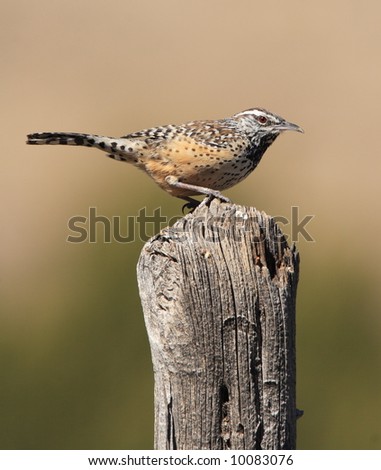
top-left (1, 0), bottom-right (381, 449)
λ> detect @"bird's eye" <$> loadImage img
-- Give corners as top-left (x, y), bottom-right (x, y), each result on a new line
top-left (257, 115), bottom-right (268, 124)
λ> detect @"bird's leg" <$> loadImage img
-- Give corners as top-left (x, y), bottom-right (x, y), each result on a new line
top-left (179, 195), bottom-right (219, 214)
top-left (166, 176), bottom-right (232, 206)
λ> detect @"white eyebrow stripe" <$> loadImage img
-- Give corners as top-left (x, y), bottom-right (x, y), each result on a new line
top-left (235, 109), bottom-right (267, 117)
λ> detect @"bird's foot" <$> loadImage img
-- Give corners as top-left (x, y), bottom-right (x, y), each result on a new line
top-left (181, 197), bottom-right (200, 214)
top-left (198, 192), bottom-right (231, 208)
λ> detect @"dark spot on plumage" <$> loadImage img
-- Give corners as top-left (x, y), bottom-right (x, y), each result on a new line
top-left (87, 138), bottom-right (95, 144)
top-left (120, 145), bottom-right (125, 150)
top-left (74, 136), bottom-right (84, 145)
top-left (111, 141), bottom-right (117, 148)
top-left (99, 142), bottom-right (105, 149)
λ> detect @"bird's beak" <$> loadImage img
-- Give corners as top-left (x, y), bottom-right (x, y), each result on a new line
top-left (277, 120), bottom-right (304, 133)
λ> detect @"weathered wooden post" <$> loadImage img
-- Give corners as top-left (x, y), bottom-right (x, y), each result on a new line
top-left (137, 199), bottom-right (299, 450)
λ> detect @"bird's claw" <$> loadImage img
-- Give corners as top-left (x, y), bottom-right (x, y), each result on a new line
top-left (181, 199), bottom-right (201, 214)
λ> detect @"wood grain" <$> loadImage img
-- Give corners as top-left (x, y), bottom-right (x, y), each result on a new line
top-left (137, 199), bottom-right (299, 449)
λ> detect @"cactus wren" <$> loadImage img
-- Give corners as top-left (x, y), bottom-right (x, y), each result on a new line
top-left (27, 108), bottom-right (303, 205)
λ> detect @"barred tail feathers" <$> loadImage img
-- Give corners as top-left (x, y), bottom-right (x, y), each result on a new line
top-left (27, 132), bottom-right (115, 152)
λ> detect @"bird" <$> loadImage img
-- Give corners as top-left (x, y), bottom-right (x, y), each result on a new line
top-left (27, 108), bottom-right (303, 207)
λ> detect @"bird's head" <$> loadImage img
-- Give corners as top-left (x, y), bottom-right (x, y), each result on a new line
top-left (233, 108), bottom-right (304, 139)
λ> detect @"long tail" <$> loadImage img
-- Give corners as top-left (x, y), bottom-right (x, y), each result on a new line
top-left (26, 132), bottom-right (125, 155)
